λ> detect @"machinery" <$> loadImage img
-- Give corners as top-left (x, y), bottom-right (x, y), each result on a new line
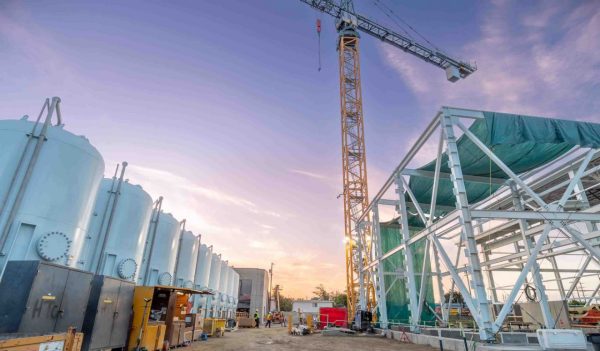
top-left (127, 285), bottom-right (210, 350)
top-left (83, 173), bottom-right (153, 281)
top-left (297, 0), bottom-right (476, 319)
top-left (81, 275), bottom-right (135, 351)
top-left (0, 98), bottom-right (105, 276)
top-left (0, 260), bottom-right (93, 334)
top-left (173, 230), bottom-right (200, 288)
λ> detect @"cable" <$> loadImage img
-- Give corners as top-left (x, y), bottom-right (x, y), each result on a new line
top-left (372, 0), bottom-right (445, 53)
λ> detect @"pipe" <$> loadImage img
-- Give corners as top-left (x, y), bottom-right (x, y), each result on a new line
top-left (143, 197), bottom-right (163, 285)
top-left (173, 219), bottom-right (186, 285)
top-left (0, 99), bottom-right (49, 252)
top-left (0, 98), bottom-right (60, 266)
top-left (192, 234), bottom-right (202, 287)
top-left (96, 161), bottom-right (128, 274)
top-left (86, 164), bottom-right (120, 270)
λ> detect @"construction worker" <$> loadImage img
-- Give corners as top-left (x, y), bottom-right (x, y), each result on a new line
top-left (265, 312), bottom-right (272, 328)
top-left (253, 309), bottom-right (260, 328)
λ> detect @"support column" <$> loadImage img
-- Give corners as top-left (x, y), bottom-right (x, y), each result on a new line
top-left (509, 182), bottom-right (555, 328)
top-left (395, 175), bottom-right (420, 332)
top-left (372, 205), bottom-right (388, 328)
top-left (441, 113), bottom-right (494, 341)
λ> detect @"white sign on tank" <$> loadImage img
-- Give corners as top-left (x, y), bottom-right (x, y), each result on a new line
top-left (0, 114), bottom-right (104, 276)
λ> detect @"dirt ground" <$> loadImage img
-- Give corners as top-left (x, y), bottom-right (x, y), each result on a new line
top-left (186, 326), bottom-right (435, 351)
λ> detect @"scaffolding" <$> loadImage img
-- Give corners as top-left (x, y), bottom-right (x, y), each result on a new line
top-left (356, 107), bottom-right (600, 341)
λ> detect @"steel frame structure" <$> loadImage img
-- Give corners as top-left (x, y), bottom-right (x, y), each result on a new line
top-left (356, 107), bottom-right (600, 341)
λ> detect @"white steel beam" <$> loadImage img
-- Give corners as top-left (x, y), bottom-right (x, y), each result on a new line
top-left (509, 182), bottom-right (555, 327)
top-left (470, 210), bottom-right (600, 221)
top-left (401, 169), bottom-right (506, 185)
top-left (442, 111), bottom-right (494, 341)
top-left (371, 205), bottom-right (388, 328)
top-left (493, 225), bottom-right (552, 333)
top-left (395, 176), bottom-right (420, 332)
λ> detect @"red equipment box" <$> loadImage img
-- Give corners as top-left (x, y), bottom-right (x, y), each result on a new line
top-left (319, 307), bottom-right (348, 329)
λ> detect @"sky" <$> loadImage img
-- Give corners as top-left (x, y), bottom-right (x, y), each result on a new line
top-left (1, 0), bottom-right (599, 298)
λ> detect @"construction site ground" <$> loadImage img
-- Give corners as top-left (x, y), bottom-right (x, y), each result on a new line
top-left (187, 326), bottom-right (434, 351)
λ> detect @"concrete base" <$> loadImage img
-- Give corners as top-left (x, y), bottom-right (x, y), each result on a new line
top-left (380, 329), bottom-right (595, 351)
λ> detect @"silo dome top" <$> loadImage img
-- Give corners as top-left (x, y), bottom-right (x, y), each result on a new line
top-left (0, 119), bottom-right (103, 163)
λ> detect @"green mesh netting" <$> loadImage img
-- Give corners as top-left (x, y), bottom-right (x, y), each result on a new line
top-left (380, 220), bottom-right (436, 326)
top-left (408, 111), bottom-right (600, 210)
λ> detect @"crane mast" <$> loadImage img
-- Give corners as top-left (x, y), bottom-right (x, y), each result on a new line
top-left (336, 0), bottom-right (373, 320)
top-left (298, 0), bottom-right (477, 322)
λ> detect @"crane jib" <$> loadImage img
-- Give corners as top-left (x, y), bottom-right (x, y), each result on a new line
top-left (299, 0), bottom-right (477, 78)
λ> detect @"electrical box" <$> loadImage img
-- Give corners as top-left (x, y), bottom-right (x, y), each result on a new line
top-left (537, 329), bottom-right (587, 350)
top-left (445, 65), bottom-right (460, 82)
top-left (81, 275), bottom-right (135, 351)
top-left (0, 260), bottom-right (93, 334)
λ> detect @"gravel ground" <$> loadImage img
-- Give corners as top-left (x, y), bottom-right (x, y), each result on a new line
top-left (185, 326), bottom-right (435, 351)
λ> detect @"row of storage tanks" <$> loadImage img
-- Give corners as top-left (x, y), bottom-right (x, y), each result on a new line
top-left (0, 98), bottom-right (238, 318)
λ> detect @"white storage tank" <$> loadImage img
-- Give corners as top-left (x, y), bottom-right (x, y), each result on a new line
top-left (227, 266), bottom-right (236, 308)
top-left (232, 270), bottom-right (240, 308)
top-left (0, 99), bottom-right (104, 275)
top-left (225, 266), bottom-right (233, 308)
top-left (208, 253), bottom-right (222, 292)
top-left (83, 176), bottom-right (153, 281)
top-left (192, 244), bottom-right (212, 314)
top-left (174, 230), bottom-right (199, 288)
top-left (194, 244), bottom-right (212, 289)
top-left (207, 253), bottom-right (222, 315)
top-left (139, 211), bottom-right (180, 286)
top-left (218, 261), bottom-right (230, 315)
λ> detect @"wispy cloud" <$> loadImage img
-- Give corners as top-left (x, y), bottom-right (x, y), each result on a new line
top-left (289, 169), bottom-right (330, 181)
top-left (380, 1), bottom-right (600, 120)
top-left (125, 164), bottom-right (282, 225)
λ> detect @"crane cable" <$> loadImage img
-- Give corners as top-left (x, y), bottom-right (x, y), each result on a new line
top-left (316, 18), bottom-right (322, 71)
top-left (372, 0), bottom-right (445, 54)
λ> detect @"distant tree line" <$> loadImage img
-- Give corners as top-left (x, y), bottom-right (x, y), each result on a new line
top-left (278, 284), bottom-right (348, 312)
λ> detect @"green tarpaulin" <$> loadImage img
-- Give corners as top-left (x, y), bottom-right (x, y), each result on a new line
top-left (408, 111), bottom-right (600, 214)
top-left (380, 220), bottom-right (436, 325)
top-left (380, 111), bottom-right (600, 324)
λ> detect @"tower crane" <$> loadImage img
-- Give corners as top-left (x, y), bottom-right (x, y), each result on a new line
top-left (297, 0), bottom-right (477, 321)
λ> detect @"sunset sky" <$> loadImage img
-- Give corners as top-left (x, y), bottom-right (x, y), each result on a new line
top-left (1, 0), bottom-right (598, 297)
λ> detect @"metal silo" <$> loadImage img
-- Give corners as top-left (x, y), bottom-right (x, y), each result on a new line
top-left (138, 206), bottom-right (181, 286)
top-left (218, 261), bottom-right (230, 317)
top-left (0, 98), bottom-right (104, 276)
top-left (207, 253), bottom-right (222, 316)
top-left (194, 244), bottom-right (212, 289)
top-left (227, 266), bottom-right (236, 312)
top-left (208, 253), bottom-right (222, 291)
top-left (232, 270), bottom-right (240, 309)
top-left (83, 171), bottom-right (153, 281)
top-left (192, 244), bottom-right (212, 315)
top-left (174, 230), bottom-right (199, 288)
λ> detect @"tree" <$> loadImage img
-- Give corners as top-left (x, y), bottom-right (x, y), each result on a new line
top-left (313, 284), bottom-right (331, 300)
top-left (444, 289), bottom-right (464, 304)
top-left (332, 291), bottom-right (348, 307)
top-left (279, 295), bottom-right (293, 312)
